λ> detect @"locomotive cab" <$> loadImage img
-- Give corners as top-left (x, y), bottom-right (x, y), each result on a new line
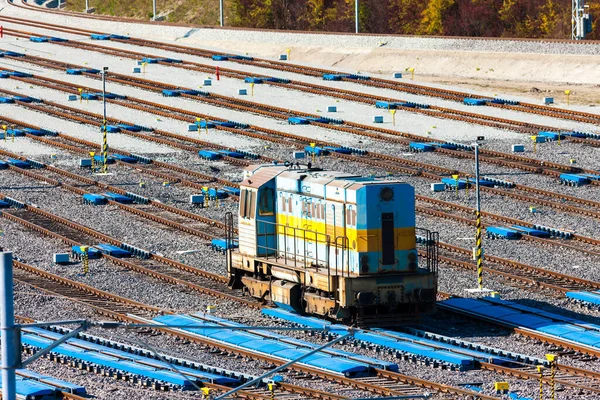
top-left (226, 164), bottom-right (438, 326)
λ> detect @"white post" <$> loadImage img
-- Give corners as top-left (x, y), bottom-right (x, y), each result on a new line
top-left (1, 252), bottom-right (16, 400)
top-left (153, 0), bottom-right (157, 20)
top-left (355, 0), bottom-right (359, 33)
top-left (85, 0), bottom-right (89, 12)
top-left (220, 0), bottom-right (224, 26)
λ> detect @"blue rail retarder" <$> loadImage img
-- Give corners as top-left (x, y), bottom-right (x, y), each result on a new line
top-left (154, 314), bottom-right (373, 377)
top-left (21, 327), bottom-right (237, 388)
top-left (1, 373), bottom-right (84, 398)
top-left (6, 159), bottom-right (30, 169)
top-left (439, 296), bottom-right (600, 350)
top-left (566, 291), bottom-right (600, 307)
top-left (95, 244), bottom-right (132, 258)
top-left (102, 192), bottom-right (133, 204)
top-left (486, 226), bottom-right (521, 240)
top-left (71, 246), bottom-right (101, 259)
top-left (198, 313), bottom-right (397, 371)
top-left (17, 369), bottom-right (85, 395)
top-left (262, 308), bottom-right (475, 370)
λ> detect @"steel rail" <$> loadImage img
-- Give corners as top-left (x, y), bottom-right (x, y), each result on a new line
top-left (4, 9), bottom-right (600, 129)
top-left (7, 68), bottom-right (600, 218)
top-left (6, 24), bottom-right (590, 140)
top-left (0, 204), bottom-right (253, 306)
top-left (4, 54), bottom-right (600, 197)
top-left (10, 264), bottom-right (466, 399)
top-left (2, 46), bottom-right (597, 181)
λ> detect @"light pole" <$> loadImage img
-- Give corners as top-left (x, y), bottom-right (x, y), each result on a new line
top-left (219, 0), bottom-right (224, 26)
top-left (152, 0), bottom-right (157, 20)
top-left (101, 67), bottom-right (109, 173)
top-left (355, 0), bottom-right (359, 33)
top-left (1, 252), bottom-right (16, 400)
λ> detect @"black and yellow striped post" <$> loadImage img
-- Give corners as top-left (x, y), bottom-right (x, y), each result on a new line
top-left (546, 354), bottom-right (557, 400)
top-left (475, 209), bottom-right (483, 290)
top-left (268, 383), bottom-right (275, 400)
top-left (101, 67), bottom-right (109, 174)
top-left (537, 365), bottom-right (543, 400)
top-left (80, 246), bottom-right (89, 275)
top-left (101, 123), bottom-right (108, 173)
top-left (473, 142), bottom-right (485, 291)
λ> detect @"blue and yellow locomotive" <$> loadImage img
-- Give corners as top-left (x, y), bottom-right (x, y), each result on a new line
top-left (225, 164), bottom-right (438, 325)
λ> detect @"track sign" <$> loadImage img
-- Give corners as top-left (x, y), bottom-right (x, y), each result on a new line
top-left (477, 136), bottom-right (485, 141)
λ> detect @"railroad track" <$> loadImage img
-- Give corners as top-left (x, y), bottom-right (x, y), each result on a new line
top-left (5, 98), bottom-right (600, 299)
top-left (4, 113), bottom-right (599, 400)
top-left (4, 135), bottom-right (600, 304)
top-left (2, 44), bottom-right (598, 182)
top-left (428, 241), bottom-right (600, 295)
top-left (416, 196), bottom-right (600, 256)
top-left (10, 261), bottom-right (490, 399)
top-left (6, 25), bottom-right (599, 144)
top-left (11, 268), bottom-right (311, 400)
top-left (4, 68), bottom-right (600, 225)
top-left (0, 200), bottom-right (256, 307)
top-left (7, 142), bottom-right (600, 396)
top-left (5, 102), bottom-right (600, 300)
top-left (5, 8), bottom-right (600, 130)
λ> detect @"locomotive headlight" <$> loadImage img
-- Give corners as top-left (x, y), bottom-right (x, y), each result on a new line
top-left (380, 187), bottom-right (394, 201)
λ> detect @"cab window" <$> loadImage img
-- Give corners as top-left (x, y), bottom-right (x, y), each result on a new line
top-left (258, 187), bottom-right (274, 216)
top-left (240, 189), bottom-right (256, 218)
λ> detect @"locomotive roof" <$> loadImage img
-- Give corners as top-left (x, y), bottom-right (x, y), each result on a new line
top-left (242, 164), bottom-right (405, 189)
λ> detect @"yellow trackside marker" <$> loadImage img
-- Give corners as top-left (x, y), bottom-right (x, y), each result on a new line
top-left (390, 109), bottom-right (396, 126)
top-left (80, 246), bottom-right (89, 275)
top-left (494, 382), bottom-right (509, 393)
top-left (452, 174), bottom-right (460, 197)
top-left (250, 82), bottom-right (255, 96)
top-left (89, 151), bottom-right (95, 172)
top-left (286, 48), bottom-right (291, 60)
top-left (142, 61), bottom-right (148, 75)
top-left (530, 136), bottom-right (538, 153)
top-left (195, 117), bottom-right (201, 134)
top-left (268, 382), bottom-right (275, 400)
top-left (564, 89), bottom-right (571, 106)
top-left (201, 387), bottom-right (210, 399)
top-left (78, 88), bottom-right (83, 103)
top-left (310, 142), bottom-right (316, 164)
top-left (408, 67), bottom-right (415, 80)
